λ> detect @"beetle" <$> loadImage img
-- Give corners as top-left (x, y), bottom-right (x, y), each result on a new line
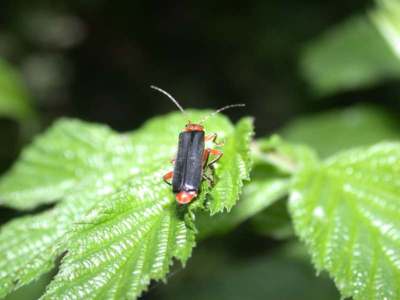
top-left (151, 85), bottom-right (245, 205)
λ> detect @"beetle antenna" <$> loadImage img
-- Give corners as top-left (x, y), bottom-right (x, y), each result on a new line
top-left (150, 85), bottom-right (186, 114)
top-left (200, 103), bottom-right (246, 124)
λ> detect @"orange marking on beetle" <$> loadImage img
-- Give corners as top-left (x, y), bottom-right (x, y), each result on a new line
top-left (185, 123), bottom-right (204, 132)
top-left (176, 191), bottom-right (197, 204)
top-left (208, 148), bottom-right (222, 156)
top-left (163, 171), bottom-right (173, 181)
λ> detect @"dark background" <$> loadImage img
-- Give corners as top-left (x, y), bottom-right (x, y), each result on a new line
top-left (0, 0), bottom-right (377, 136)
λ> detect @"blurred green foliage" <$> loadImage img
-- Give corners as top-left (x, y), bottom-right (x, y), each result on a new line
top-left (152, 243), bottom-right (339, 300)
top-left (281, 105), bottom-right (400, 157)
top-left (250, 199), bottom-right (294, 240)
top-left (301, 16), bottom-right (400, 96)
top-left (0, 58), bottom-right (34, 121)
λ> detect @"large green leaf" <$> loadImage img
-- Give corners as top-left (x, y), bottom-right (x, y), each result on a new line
top-left (301, 15), bottom-right (400, 96)
top-left (0, 111), bottom-right (253, 299)
top-left (281, 105), bottom-right (400, 158)
top-left (42, 186), bottom-right (196, 300)
top-left (289, 143), bottom-right (400, 299)
top-left (0, 58), bottom-right (34, 121)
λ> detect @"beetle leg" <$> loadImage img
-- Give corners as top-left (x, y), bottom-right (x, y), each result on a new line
top-left (205, 133), bottom-right (224, 146)
top-left (163, 170), bottom-right (174, 185)
top-left (206, 148), bottom-right (223, 166)
top-left (202, 173), bottom-right (214, 186)
top-left (201, 147), bottom-right (210, 167)
top-left (205, 133), bottom-right (217, 142)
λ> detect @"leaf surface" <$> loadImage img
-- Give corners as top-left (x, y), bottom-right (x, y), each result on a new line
top-left (289, 143), bottom-right (400, 299)
top-left (207, 118), bottom-right (253, 214)
top-left (0, 111), bottom-right (253, 299)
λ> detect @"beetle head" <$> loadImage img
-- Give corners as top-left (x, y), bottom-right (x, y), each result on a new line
top-left (185, 122), bottom-right (204, 132)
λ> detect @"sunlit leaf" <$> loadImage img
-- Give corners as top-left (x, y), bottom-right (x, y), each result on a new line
top-left (289, 143), bottom-right (400, 299)
top-left (0, 111), bottom-right (253, 300)
top-left (42, 187), bottom-right (196, 300)
top-left (0, 119), bottom-right (130, 209)
top-left (207, 118), bottom-right (253, 214)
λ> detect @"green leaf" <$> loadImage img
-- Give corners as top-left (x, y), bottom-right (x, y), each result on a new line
top-left (0, 111), bottom-right (253, 299)
top-left (207, 117), bottom-right (253, 214)
top-left (281, 105), bottom-right (400, 158)
top-left (301, 15), bottom-right (400, 96)
top-left (197, 176), bottom-right (289, 239)
top-left (196, 135), bottom-right (317, 240)
top-left (0, 58), bottom-right (35, 121)
top-left (42, 187), bottom-right (196, 300)
top-left (0, 190), bottom-right (93, 299)
top-left (289, 142), bottom-right (400, 299)
top-left (196, 136), bottom-right (319, 240)
top-left (371, 0), bottom-right (400, 61)
top-left (0, 119), bottom-right (129, 209)
top-left (194, 131), bottom-right (298, 238)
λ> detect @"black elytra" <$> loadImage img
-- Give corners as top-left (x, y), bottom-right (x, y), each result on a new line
top-left (172, 130), bottom-right (205, 194)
